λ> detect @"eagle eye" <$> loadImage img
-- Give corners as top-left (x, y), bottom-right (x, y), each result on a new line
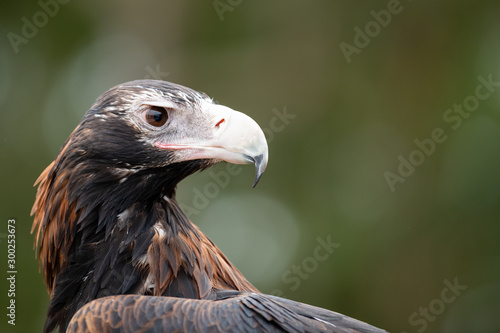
top-left (145, 106), bottom-right (169, 127)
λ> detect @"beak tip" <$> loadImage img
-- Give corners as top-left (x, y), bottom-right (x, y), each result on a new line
top-left (251, 153), bottom-right (267, 188)
top-left (252, 174), bottom-right (262, 188)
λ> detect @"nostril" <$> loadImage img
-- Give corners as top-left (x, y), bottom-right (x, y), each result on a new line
top-left (215, 118), bottom-right (225, 128)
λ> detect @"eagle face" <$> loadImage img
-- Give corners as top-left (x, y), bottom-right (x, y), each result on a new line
top-left (72, 80), bottom-right (268, 185)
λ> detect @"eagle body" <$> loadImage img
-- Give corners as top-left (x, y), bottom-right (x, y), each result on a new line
top-left (32, 80), bottom-right (386, 333)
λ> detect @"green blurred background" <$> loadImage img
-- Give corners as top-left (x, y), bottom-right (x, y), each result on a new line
top-left (2, 1), bottom-right (500, 332)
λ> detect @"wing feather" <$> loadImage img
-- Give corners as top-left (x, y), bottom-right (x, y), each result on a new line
top-left (67, 292), bottom-right (387, 333)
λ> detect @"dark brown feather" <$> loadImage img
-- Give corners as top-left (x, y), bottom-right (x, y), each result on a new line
top-left (67, 293), bottom-right (386, 333)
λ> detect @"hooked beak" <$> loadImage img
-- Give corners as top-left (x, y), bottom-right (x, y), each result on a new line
top-left (155, 104), bottom-right (269, 187)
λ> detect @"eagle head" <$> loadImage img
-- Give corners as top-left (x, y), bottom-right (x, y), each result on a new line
top-left (66, 80), bottom-right (267, 186)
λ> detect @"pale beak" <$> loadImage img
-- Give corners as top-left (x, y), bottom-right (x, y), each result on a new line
top-left (155, 104), bottom-right (269, 187)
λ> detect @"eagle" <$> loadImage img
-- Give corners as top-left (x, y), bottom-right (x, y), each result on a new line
top-left (32, 80), bottom-right (386, 333)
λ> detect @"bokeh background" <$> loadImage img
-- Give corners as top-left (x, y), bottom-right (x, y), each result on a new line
top-left (2, 1), bottom-right (500, 332)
